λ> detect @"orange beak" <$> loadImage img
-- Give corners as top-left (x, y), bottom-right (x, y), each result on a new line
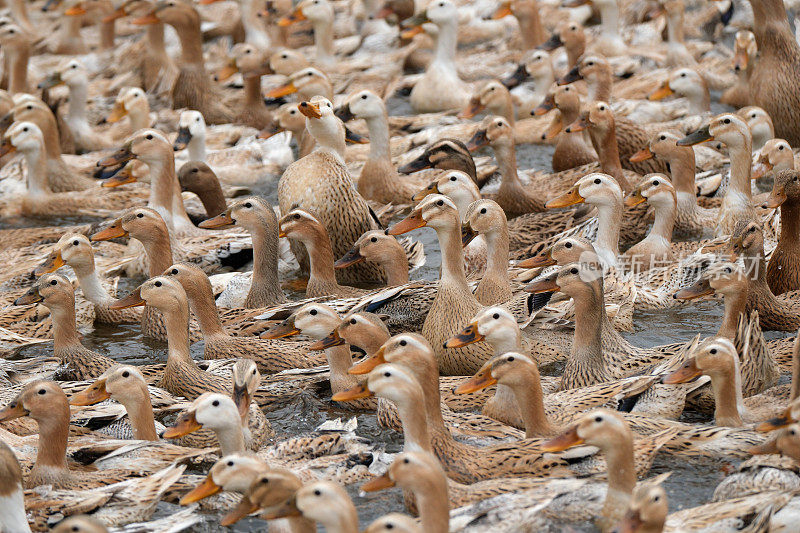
top-left (260, 317), bottom-right (300, 339)
top-left (756, 408), bottom-right (794, 432)
top-left (360, 471), bottom-right (396, 492)
top-left (102, 169), bottom-right (136, 188)
top-left (388, 210), bottom-right (426, 235)
top-left (0, 401), bottom-right (28, 422)
top-left (412, 182), bottom-right (439, 202)
top-left (102, 7), bottom-right (127, 23)
top-left (298, 101), bottom-right (322, 119)
top-left (109, 286), bottom-right (145, 309)
top-left (70, 378), bottom-right (110, 406)
top-left (400, 25), bottom-right (424, 39)
top-left (91, 220), bottom-right (127, 241)
top-left (65, 4), bottom-right (87, 16)
top-left (524, 274), bottom-right (560, 294)
top-left (458, 99), bottom-right (484, 119)
top-left (733, 49), bottom-right (748, 71)
top-left (541, 424), bottom-right (583, 451)
top-left (35, 251), bottom-right (65, 276)
top-left (131, 10), bottom-right (160, 24)
top-left (492, 2), bottom-right (513, 19)
top-left (672, 278), bottom-right (713, 300)
top-left (331, 383), bottom-right (374, 402)
top-left (106, 102), bottom-right (128, 123)
top-left (198, 211), bottom-right (234, 229)
top-left (309, 330), bottom-right (345, 351)
top-left (543, 114), bottom-right (563, 140)
top-left (265, 82), bottom-right (298, 99)
top-left (545, 185), bottom-right (584, 208)
top-left (162, 410), bottom-right (203, 438)
top-left (624, 189), bottom-right (647, 207)
top-left (662, 357), bottom-right (702, 384)
top-left (453, 364), bottom-right (497, 394)
top-left (349, 346), bottom-right (386, 375)
top-left (648, 81), bottom-right (673, 101)
top-left (278, 7), bottom-right (306, 26)
top-left (180, 474), bottom-right (222, 504)
top-left (517, 248), bottom-right (555, 268)
top-left (629, 147), bottom-right (654, 163)
top-left (444, 322), bottom-right (483, 349)
top-left (564, 115), bottom-right (587, 133)
top-left (0, 138), bottom-right (17, 158)
top-left (216, 61), bottom-right (238, 82)
top-left (220, 495), bottom-right (261, 526)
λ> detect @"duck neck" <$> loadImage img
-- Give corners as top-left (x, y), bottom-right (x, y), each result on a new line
top-left (187, 133), bottom-right (206, 162)
top-left (437, 218), bottom-right (471, 289)
top-left (247, 219), bottom-right (285, 306)
top-left (508, 370), bottom-right (556, 438)
top-left (719, 290), bottom-right (748, 339)
top-left (601, 432), bottom-right (636, 516)
top-left (66, 78), bottom-right (89, 125)
top-left (326, 345), bottom-right (357, 394)
top-left (128, 106), bottom-right (152, 131)
top-left (598, 1), bottom-right (620, 43)
top-left (162, 302), bottom-right (193, 372)
top-left (303, 228), bottom-right (340, 292)
top-left (413, 475), bottom-right (450, 533)
top-left (588, 70), bottom-right (612, 103)
top-left (780, 198), bottom-right (800, 248)
top-left (312, 18), bottom-right (335, 65)
top-left (666, 147), bottom-right (696, 196)
top-left (216, 420), bottom-right (247, 456)
top-left (595, 203), bottom-right (622, 265)
top-left (75, 267), bottom-right (113, 306)
top-left (174, 17), bottom-right (205, 67)
top-left (148, 156), bottom-right (196, 234)
top-left (196, 183), bottom-right (227, 218)
top-left (569, 286), bottom-right (606, 383)
top-left (50, 299), bottom-right (83, 349)
top-left (591, 126), bottom-right (630, 193)
top-left (243, 74), bottom-right (264, 108)
top-left (494, 142), bottom-right (526, 196)
top-left (433, 19), bottom-right (458, 73)
top-left (147, 23), bottom-right (167, 54)
top-left (139, 233), bottom-right (174, 277)
top-left (100, 18), bottom-right (115, 50)
top-left (22, 143), bottom-right (51, 197)
top-left (120, 388), bottom-right (159, 441)
top-left (185, 279), bottom-right (227, 339)
top-left (9, 0), bottom-right (32, 33)
top-left (750, 0), bottom-right (796, 50)
top-left (710, 367), bottom-right (745, 427)
top-left (365, 112), bottom-right (390, 161)
top-left (7, 44), bottom-right (28, 94)
top-left (727, 135), bottom-right (753, 198)
top-left (648, 198), bottom-right (675, 244)
top-left (380, 251), bottom-right (410, 286)
top-left (483, 227), bottom-right (510, 292)
top-left (517, 2), bottom-right (544, 49)
top-left (321, 502), bottom-right (359, 533)
top-left (396, 394), bottom-right (434, 453)
top-left (34, 403), bottom-right (70, 474)
top-left (666, 10), bottom-right (684, 44)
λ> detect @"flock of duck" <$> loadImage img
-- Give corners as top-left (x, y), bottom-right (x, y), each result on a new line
top-left (2, 0), bottom-right (800, 530)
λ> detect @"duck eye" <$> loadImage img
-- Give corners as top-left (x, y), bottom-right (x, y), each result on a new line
top-left (350, 318), bottom-right (357, 325)
top-left (436, 200), bottom-right (444, 206)
top-left (252, 369), bottom-right (257, 375)
top-left (191, 168), bottom-right (198, 173)
top-left (137, 212), bottom-right (144, 218)
top-left (565, 242), bottom-right (572, 248)
top-left (72, 527), bottom-right (79, 532)
top-left (724, 267), bottom-right (732, 273)
top-left (751, 113), bottom-right (757, 118)
top-left (480, 208), bottom-right (487, 214)
top-left (293, 213), bottom-right (301, 219)
top-left (570, 267), bottom-right (578, 274)
top-left (122, 371), bottom-right (130, 377)
top-left (507, 356), bottom-right (514, 362)
top-left (653, 495), bottom-right (660, 502)
top-left (261, 477), bottom-right (269, 483)
top-left (309, 309), bottom-right (317, 315)
top-left (594, 416), bottom-right (602, 422)
top-left (680, 72), bottom-right (686, 77)
top-left (38, 389), bottom-right (46, 395)
top-left (371, 237), bottom-right (377, 242)
top-left (50, 279), bottom-right (57, 285)
top-left (653, 180), bottom-right (660, 186)
top-left (449, 176), bottom-right (456, 181)
top-left (384, 372), bottom-right (391, 377)
top-left (290, 110), bottom-right (296, 114)
top-left (212, 400), bottom-right (220, 406)
top-left (244, 202), bottom-right (252, 208)
top-left (710, 348), bottom-right (717, 354)
top-left (73, 240), bottom-right (79, 245)
top-left (599, 105), bottom-right (605, 110)
top-left (492, 313), bottom-right (499, 319)
top-left (594, 178), bottom-right (601, 184)
top-left (403, 457), bottom-right (410, 463)
top-left (169, 268), bottom-right (178, 275)
top-left (587, 61), bottom-right (593, 65)
top-left (723, 118), bottom-right (730, 124)
top-left (386, 525), bottom-right (394, 530)
top-left (245, 49), bottom-right (251, 54)
top-left (71, 64), bottom-right (77, 69)
top-left (779, 145), bottom-right (785, 150)
top-left (22, 126), bottom-right (27, 132)
top-left (361, 94), bottom-right (367, 99)
top-left (146, 134), bottom-right (153, 140)
top-left (227, 460), bottom-right (234, 466)
top-left (399, 339), bottom-right (407, 346)
top-left (154, 280), bottom-right (162, 287)
top-left (314, 489), bottom-right (322, 496)
top-left (660, 135), bottom-right (666, 140)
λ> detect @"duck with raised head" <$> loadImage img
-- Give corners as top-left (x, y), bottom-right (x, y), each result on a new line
top-left (0, 24), bottom-right (30, 94)
top-left (491, 0), bottom-right (544, 50)
top-left (501, 50), bottom-right (557, 117)
top-left (533, 84), bottom-right (597, 172)
top-left (278, 0), bottom-right (336, 67)
top-left (721, 30), bottom-right (757, 108)
top-left (461, 77), bottom-right (549, 142)
top-left (278, 96), bottom-right (382, 285)
top-left (752, 138), bottom-right (795, 182)
top-left (738, 106), bottom-right (775, 151)
top-left (105, 86), bottom-right (154, 140)
top-left (335, 230), bottom-right (417, 287)
top-left (216, 43), bottom-right (272, 129)
top-left (647, 68), bottom-right (711, 118)
top-left (764, 170), bottom-right (800, 295)
top-left (177, 162), bottom-right (227, 221)
top-left (622, 175), bottom-right (676, 273)
top-left (539, 19), bottom-right (586, 70)
top-left (563, 0), bottom-right (625, 57)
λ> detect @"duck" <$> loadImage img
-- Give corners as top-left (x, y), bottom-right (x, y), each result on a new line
top-left (278, 209), bottom-right (371, 298)
top-left (566, 0), bottom-right (626, 57)
top-left (608, 471), bottom-right (669, 533)
top-left (657, 0), bottom-right (698, 67)
top-left (335, 230), bottom-right (418, 287)
top-left (278, 0), bottom-right (337, 67)
top-left (622, 174), bottom-right (676, 273)
top-left (216, 43), bottom-right (272, 129)
top-left (404, 0), bottom-right (470, 113)
top-left (277, 96), bottom-right (383, 285)
top-left (739, 106), bottom-right (775, 152)
top-left (678, 114), bottom-right (757, 237)
top-left (746, 0), bottom-right (800, 145)
top-left (647, 67), bottom-right (711, 117)
top-left (389, 194), bottom-right (494, 375)
top-left (161, 262), bottom-right (321, 372)
top-left (721, 30), bottom-right (757, 108)
top-left (539, 19), bottom-right (586, 70)
top-left (491, 0), bottom-right (545, 50)
top-left (104, 86), bottom-right (154, 139)
top-left (461, 77), bottom-right (549, 142)
top-left (199, 197), bottom-right (288, 308)
top-left (178, 453), bottom-right (270, 509)
top-left (533, 84), bottom-right (597, 172)
top-left (397, 138), bottom-right (484, 188)
top-left (177, 162), bottom-right (228, 221)
top-left (131, 0), bottom-right (232, 123)
top-left (0, 23), bottom-right (30, 95)
top-left (764, 169), bottom-right (800, 295)
top-left (751, 138), bottom-right (796, 182)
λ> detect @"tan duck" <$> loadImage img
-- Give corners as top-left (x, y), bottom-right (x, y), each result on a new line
top-left (177, 162), bottom-right (227, 220)
top-left (266, 67), bottom-right (333, 103)
top-left (462, 199), bottom-right (512, 304)
top-left (278, 209), bottom-right (370, 298)
top-left (764, 169), bottom-right (800, 295)
top-left (739, 106), bottom-right (775, 151)
top-left (721, 30), bottom-right (757, 109)
top-left (677, 114), bottom-right (757, 237)
top-left (0, 23), bottom-right (30, 95)
top-left (398, 138), bottom-right (484, 188)
top-left (631, 130), bottom-right (717, 237)
top-left (217, 43), bottom-right (272, 129)
top-left (539, 19), bottom-right (586, 70)
top-left (13, 274), bottom-right (123, 381)
top-left (363, 515), bottom-right (420, 533)
top-left (131, 0), bottom-right (231, 123)
top-left (467, 116), bottom-right (546, 218)
top-left (752, 138), bottom-right (795, 181)
top-left (199, 197), bottom-right (288, 307)
top-left (459, 79), bottom-right (547, 143)
top-left (335, 89), bottom-right (427, 204)
top-left (747, 0), bottom-right (800, 145)
top-left (622, 174), bottom-right (676, 273)
top-left (389, 194), bottom-right (494, 375)
top-left (178, 453), bottom-right (270, 507)
top-left (111, 276), bottom-right (229, 399)
top-left (534, 84), bottom-right (597, 172)
top-left (335, 230), bottom-right (414, 287)
top-left (491, 0), bottom-right (544, 50)
top-left (501, 50), bottom-right (557, 115)
top-left (277, 96), bottom-right (382, 285)
top-left (105, 86), bottom-right (153, 136)
top-left (647, 67), bottom-right (711, 116)
top-left (162, 262), bottom-right (321, 372)
top-left (610, 470), bottom-right (669, 533)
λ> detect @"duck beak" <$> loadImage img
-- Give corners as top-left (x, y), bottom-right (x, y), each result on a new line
top-left (198, 211), bottom-right (234, 229)
top-left (612, 509), bottom-right (644, 533)
top-left (64, 3), bottom-right (87, 16)
top-left (388, 209), bottom-right (425, 235)
top-left (97, 142), bottom-right (135, 167)
top-left (106, 102), bottom-right (128, 123)
top-left (91, 219), bottom-right (128, 241)
top-left (217, 60), bottom-right (238, 82)
top-left (491, 1), bottom-right (512, 18)
top-left (334, 247), bottom-right (366, 268)
top-left (629, 147), bottom-right (654, 163)
top-left (35, 251), bottom-right (65, 276)
top-left (398, 153), bottom-right (432, 174)
top-left (14, 286), bottom-right (43, 305)
top-left (298, 101), bottom-right (322, 119)
top-left (0, 401), bottom-right (28, 422)
top-left (672, 278), bottom-right (713, 300)
top-left (70, 378), bottom-right (110, 406)
top-left (162, 410), bottom-right (202, 438)
top-left (524, 272), bottom-right (560, 293)
top-left (501, 63), bottom-right (528, 89)
top-left (756, 409), bottom-right (794, 432)
top-left (332, 382), bottom-right (374, 402)
top-left (557, 65), bottom-right (582, 85)
top-left (461, 223), bottom-right (478, 247)
top-left (458, 98), bottom-right (484, 119)
top-left (180, 474), bottom-right (222, 504)
top-left (541, 424), bottom-right (583, 451)
top-left (765, 184), bottom-right (787, 208)
top-left (0, 138), bottom-right (16, 158)
top-left (132, 10), bottom-right (160, 25)
top-left (564, 114), bottom-right (587, 133)
top-left (232, 384), bottom-right (251, 419)
top-left (624, 189), bottom-right (647, 207)
top-left (38, 72), bottom-right (64, 89)
top-left (102, 168), bottom-right (136, 188)
top-left (349, 346), bottom-right (386, 375)
top-left (445, 322), bottom-right (483, 348)
top-left (517, 248), bottom-right (555, 268)
top-left (260, 316), bottom-right (300, 339)
top-left (221, 495), bottom-right (261, 525)
top-left (751, 160), bottom-right (771, 180)
top-left (538, 33), bottom-right (562, 51)
top-left (309, 330), bottom-right (345, 350)
top-left (454, 364), bottom-right (496, 394)
top-left (400, 24), bottom-right (425, 39)
top-left (677, 125), bottom-right (713, 146)
top-left (278, 7), bottom-right (306, 26)
top-left (466, 128), bottom-right (489, 151)
top-left (260, 495), bottom-right (302, 520)
top-left (412, 181), bottom-right (439, 201)
top-left (173, 127), bottom-right (192, 151)
top-left (265, 82), bottom-right (298, 99)
top-left (258, 124), bottom-right (283, 139)
top-left (542, 114), bottom-right (563, 140)
top-left (109, 286), bottom-right (145, 309)
top-left (345, 127), bottom-right (368, 144)
top-left (102, 7), bottom-right (127, 23)
top-left (334, 104), bottom-right (354, 123)
top-left (277, 223), bottom-right (288, 238)
top-left (648, 80), bottom-right (673, 101)
top-left (662, 357), bottom-right (702, 384)
top-left (546, 185), bottom-right (584, 208)
top-left (360, 471), bottom-right (395, 492)
top-left (533, 94), bottom-right (555, 116)
top-left (41, 0), bottom-right (62, 12)
top-left (733, 49), bottom-right (748, 71)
